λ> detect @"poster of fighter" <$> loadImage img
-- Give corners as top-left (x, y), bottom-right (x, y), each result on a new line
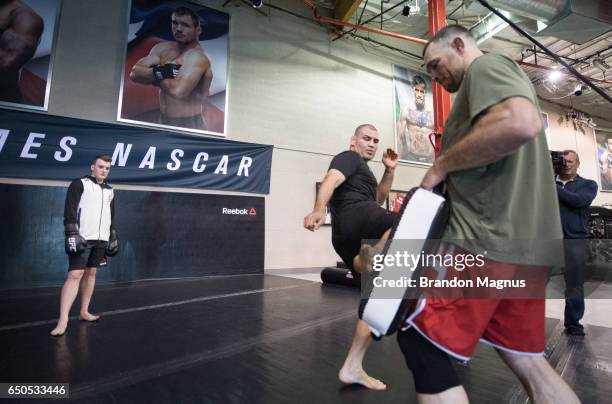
top-left (118, 0), bottom-right (229, 136)
top-left (595, 129), bottom-right (612, 192)
top-left (393, 65), bottom-right (435, 165)
top-left (387, 190), bottom-right (408, 213)
top-left (0, 0), bottom-right (60, 111)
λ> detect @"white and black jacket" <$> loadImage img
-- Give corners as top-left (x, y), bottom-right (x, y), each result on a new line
top-left (64, 176), bottom-right (115, 241)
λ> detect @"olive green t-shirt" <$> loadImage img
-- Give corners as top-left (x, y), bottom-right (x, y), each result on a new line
top-left (441, 53), bottom-right (563, 266)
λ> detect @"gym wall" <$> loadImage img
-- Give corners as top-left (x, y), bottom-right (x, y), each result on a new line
top-left (37, 0), bottom-right (429, 271)
top-left (4, 0), bottom-right (610, 276)
top-left (0, 183), bottom-right (264, 289)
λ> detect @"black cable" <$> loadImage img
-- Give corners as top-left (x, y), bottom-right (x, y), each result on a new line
top-left (357, 0), bottom-right (369, 25)
top-left (447, 2), bottom-right (464, 19)
top-left (381, 10), bottom-right (404, 24)
top-left (332, 0), bottom-right (410, 42)
top-left (477, 0), bottom-right (612, 105)
top-left (350, 33), bottom-right (423, 61)
top-left (260, 2), bottom-right (422, 62)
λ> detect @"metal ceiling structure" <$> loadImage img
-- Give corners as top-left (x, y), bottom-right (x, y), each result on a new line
top-left (317, 0), bottom-right (612, 124)
top-left (221, 0), bottom-right (612, 124)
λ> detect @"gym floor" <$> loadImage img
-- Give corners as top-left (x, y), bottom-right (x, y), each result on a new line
top-left (1, 273), bottom-right (610, 403)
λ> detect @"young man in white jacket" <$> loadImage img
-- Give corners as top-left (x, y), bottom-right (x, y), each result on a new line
top-left (51, 155), bottom-right (118, 336)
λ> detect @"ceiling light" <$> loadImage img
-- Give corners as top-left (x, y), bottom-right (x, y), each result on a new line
top-left (548, 70), bottom-right (562, 82)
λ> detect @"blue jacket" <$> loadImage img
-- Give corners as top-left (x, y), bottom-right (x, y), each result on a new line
top-left (556, 175), bottom-right (598, 239)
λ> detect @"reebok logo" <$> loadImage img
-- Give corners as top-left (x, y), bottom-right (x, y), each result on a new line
top-left (222, 207), bottom-right (257, 216)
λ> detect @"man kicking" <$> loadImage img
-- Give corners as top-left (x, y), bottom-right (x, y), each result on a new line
top-left (304, 124), bottom-right (398, 389)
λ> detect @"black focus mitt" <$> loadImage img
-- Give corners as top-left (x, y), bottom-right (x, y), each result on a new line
top-left (105, 229), bottom-right (119, 257)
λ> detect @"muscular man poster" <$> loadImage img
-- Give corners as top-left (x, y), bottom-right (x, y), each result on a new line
top-left (0, 0), bottom-right (59, 110)
top-left (118, 1), bottom-right (229, 136)
top-left (393, 65), bottom-right (435, 165)
top-left (596, 130), bottom-right (612, 192)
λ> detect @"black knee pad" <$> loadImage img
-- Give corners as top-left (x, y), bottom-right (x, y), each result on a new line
top-left (397, 327), bottom-right (461, 394)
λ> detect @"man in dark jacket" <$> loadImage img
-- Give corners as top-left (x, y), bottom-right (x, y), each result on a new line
top-left (556, 150), bottom-right (598, 336)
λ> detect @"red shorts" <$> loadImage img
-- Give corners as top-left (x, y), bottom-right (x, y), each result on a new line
top-left (401, 242), bottom-right (548, 361)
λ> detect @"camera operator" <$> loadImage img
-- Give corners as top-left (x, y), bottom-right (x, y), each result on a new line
top-left (555, 150), bottom-right (598, 336)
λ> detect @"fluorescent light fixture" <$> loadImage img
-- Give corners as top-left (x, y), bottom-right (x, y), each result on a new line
top-left (549, 70), bottom-right (562, 82)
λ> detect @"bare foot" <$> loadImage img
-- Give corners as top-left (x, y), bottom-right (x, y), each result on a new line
top-left (359, 244), bottom-right (382, 273)
top-left (79, 313), bottom-right (99, 322)
top-left (339, 367), bottom-right (387, 390)
top-left (50, 322), bottom-right (67, 336)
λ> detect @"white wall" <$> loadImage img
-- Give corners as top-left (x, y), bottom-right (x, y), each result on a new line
top-left (16, 1), bottom-right (609, 272)
top-left (48, 0), bottom-right (126, 122)
top-left (32, 0), bottom-right (429, 270)
top-left (226, 6), bottom-right (428, 269)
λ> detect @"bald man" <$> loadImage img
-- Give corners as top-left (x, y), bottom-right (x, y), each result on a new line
top-left (395, 25), bottom-right (579, 403)
top-left (304, 124), bottom-right (398, 390)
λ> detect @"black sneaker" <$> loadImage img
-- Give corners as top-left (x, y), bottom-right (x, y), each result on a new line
top-left (564, 327), bottom-right (586, 337)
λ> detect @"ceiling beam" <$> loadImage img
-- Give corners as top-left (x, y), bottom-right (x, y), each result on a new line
top-left (334, 0), bottom-right (362, 22)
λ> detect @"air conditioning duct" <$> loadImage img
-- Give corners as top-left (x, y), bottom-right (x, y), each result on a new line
top-left (468, 0), bottom-right (612, 44)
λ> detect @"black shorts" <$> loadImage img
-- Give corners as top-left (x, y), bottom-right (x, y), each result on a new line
top-left (68, 240), bottom-right (108, 271)
top-left (332, 203), bottom-right (398, 271)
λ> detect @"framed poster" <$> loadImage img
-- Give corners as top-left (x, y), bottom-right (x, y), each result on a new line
top-left (315, 182), bottom-right (332, 225)
top-left (393, 65), bottom-right (435, 165)
top-left (595, 129), bottom-right (612, 192)
top-left (387, 189), bottom-right (408, 213)
top-left (0, 0), bottom-right (61, 111)
top-left (118, 0), bottom-right (229, 136)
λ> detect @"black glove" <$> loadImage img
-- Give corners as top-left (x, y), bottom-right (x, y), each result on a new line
top-left (152, 63), bottom-right (181, 81)
top-left (105, 229), bottom-right (119, 257)
top-left (65, 223), bottom-right (86, 255)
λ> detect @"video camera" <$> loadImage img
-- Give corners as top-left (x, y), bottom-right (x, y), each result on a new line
top-left (550, 151), bottom-right (567, 175)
